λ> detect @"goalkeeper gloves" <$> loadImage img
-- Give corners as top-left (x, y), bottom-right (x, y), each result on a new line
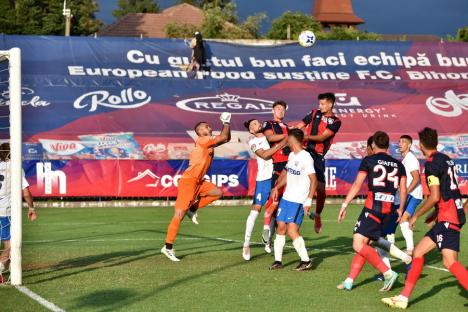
top-left (220, 112), bottom-right (231, 124)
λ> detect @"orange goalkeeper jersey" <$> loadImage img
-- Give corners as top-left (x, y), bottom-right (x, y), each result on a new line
top-left (181, 136), bottom-right (217, 182)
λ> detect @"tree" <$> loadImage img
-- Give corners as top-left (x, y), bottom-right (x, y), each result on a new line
top-left (0, 0), bottom-right (102, 36)
top-left (455, 26), bottom-right (468, 42)
top-left (267, 11), bottom-right (321, 40)
top-left (113, 0), bottom-right (160, 18)
top-left (165, 22), bottom-right (199, 39)
top-left (319, 27), bottom-right (381, 41)
top-left (178, 0), bottom-right (230, 8)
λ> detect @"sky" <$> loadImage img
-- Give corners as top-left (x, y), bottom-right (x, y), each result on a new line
top-left (96, 0), bottom-right (468, 37)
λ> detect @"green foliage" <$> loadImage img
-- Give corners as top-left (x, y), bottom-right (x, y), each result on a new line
top-left (0, 0), bottom-right (102, 36)
top-left (178, 0), bottom-right (230, 8)
top-left (267, 11), bottom-right (321, 40)
top-left (318, 26), bottom-right (382, 41)
top-left (165, 22), bottom-right (198, 39)
top-left (455, 26), bottom-right (468, 42)
top-left (201, 2), bottom-right (265, 39)
top-left (113, 0), bottom-right (160, 18)
top-left (267, 11), bottom-right (381, 41)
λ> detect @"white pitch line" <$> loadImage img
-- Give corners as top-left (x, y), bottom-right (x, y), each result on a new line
top-left (15, 285), bottom-right (66, 312)
top-left (29, 220), bottom-right (354, 226)
top-left (425, 265), bottom-right (449, 272)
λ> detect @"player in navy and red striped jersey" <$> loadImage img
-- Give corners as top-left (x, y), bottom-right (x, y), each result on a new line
top-left (337, 131), bottom-right (407, 292)
top-left (383, 127), bottom-right (468, 309)
top-left (296, 93), bottom-right (341, 233)
top-left (262, 100), bottom-right (289, 253)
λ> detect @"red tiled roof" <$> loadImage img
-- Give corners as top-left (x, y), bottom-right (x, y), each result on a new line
top-left (313, 0), bottom-right (364, 25)
top-left (99, 3), bottom-right (204, 38)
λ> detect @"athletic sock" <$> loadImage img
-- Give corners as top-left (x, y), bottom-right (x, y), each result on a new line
top-left (389, 244), bottom-right (412, 264)
top-left (244, 210), bottom-right (259, 247)
top-left (400, 222), bottom-right (414, 252)
top-left (386, 233), bottom-right (395, 244)
top-left (292, 236), bottom-right (310, 262)
top-left (358, 244), bottom-right (389, 274)
top-left (348, 253), bottom-right (366, 280)
top-left (274, 234), bottom-right (286, 262)
top-left (448, 261), bottom-right (468, 291)
top-left (263, 196), bottom-right (274, 226)
top-left (401, 257), bottom-right (424, 298)
top-left (376, 247), bottom-right (391, 269)
top-left (165, 216), bottom-right (181, 246)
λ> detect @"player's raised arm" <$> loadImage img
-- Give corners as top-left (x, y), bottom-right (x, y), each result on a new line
top-left (211, 112), bottom-right (231, 146)
top-left (255, 136), bottom-right (287, 160)
top-left (338, 171), bottom-right (367, 223)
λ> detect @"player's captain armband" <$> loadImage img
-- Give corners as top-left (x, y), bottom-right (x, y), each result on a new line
top-left (427, 175), bottom-right (440, 186)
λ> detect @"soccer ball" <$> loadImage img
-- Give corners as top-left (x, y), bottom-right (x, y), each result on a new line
top-left (298, 30), bottom-right (316, 48)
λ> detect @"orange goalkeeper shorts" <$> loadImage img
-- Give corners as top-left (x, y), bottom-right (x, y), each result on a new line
top-left (175, 178), bottom-right (217, 211)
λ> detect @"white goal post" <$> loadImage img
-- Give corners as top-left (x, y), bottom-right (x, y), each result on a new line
top-left (0, 47), bottom-right (22, 285)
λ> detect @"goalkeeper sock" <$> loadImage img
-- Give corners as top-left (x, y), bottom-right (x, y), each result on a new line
top-left (244, 210), bottom-right (259, 247)
top-left (274, 234), bottom-right (285, 262)
top-left (165, 216), bottom-right (182, 246)
top-left (292, 237), bottom-right (310, 262)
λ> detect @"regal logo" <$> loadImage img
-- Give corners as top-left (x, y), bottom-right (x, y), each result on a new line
top-left (176, 93), bottom-right (274, 114)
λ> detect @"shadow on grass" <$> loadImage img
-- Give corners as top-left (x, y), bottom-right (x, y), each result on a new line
top-left (410, 279), bottom-right (468, 307)
top-left (70, 288), bottom-right (138, 311)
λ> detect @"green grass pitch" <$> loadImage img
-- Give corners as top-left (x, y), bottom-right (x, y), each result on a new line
top-left (1, 205), bottom-right (467, 311)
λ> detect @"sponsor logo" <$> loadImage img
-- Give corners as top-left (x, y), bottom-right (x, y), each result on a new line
top-left (128, 169), bottom-right (161, 187)
top-left (176, 93), bottom-right (274, 114)
top-left (39, 139), bottom-right (96, 156)
top-left (375, 192), bottom-right (395, 203)
top-left (0, 87), bottom-right (50, 107)
top-left (74, 88), bottom-right (151, 112)
top-left (128, 169), bottom-right (239, 188)
top-left (36, 162), bottom-right (67, 195)
top-left (426, 90), bottom-right (468, 117)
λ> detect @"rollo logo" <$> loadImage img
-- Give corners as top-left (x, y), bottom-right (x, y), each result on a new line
top-left (74, 88), bottom-right (151, 112)
top-left (426, 90), bottom-right (468, 117)
top-left (176, 93), bottom-right (274, 115)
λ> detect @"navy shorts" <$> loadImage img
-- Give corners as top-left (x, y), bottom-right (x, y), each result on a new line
top-left (426, 222), bottom-right (462, 252)
top-left (308, 151), bottom-right (325, 183)
top-left (271, 162), bottom-right (287, 187)
top-left (382, 205), bottom-right (399, 236)
top-left (0, 216), bottom-right (11, 241)
top-left (277, 199), bottom-right (304, 225)
top-left (253, 179), bottom-right (272, 206)
top-left (354, 208), bottom-right (384, 241)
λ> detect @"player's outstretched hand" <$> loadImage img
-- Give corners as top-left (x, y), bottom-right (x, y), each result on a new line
top-left (338, 204), bottom-right (347, 223)
top-left (220, 112), bottom-right (231, 124)
top-left (28, 208), bottom-right (37, 222)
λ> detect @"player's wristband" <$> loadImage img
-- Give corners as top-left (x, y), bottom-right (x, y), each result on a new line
top-left (341, 203), bottom-right (348, 210)
top-left (304, 198), bottom-right (312, 207)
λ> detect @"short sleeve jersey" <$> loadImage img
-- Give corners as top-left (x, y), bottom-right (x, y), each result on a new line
top-left (282, 150), bottom-right (316, 204)
top-left (425, 152), bottom-right (465, 225)
top-left (249, 136), bottom-right (273, 182)
top-left (262, 120), bottom-right (289, 163)
top-left (0, 161), bottom-right (30, 217)
top-left (359, 152), bottom-right (406, 215)
top-left (302, 110), bottom-right (341, 155)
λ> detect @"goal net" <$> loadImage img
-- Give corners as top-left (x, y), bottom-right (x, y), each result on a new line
top-left (0, 48), bottom-right (23, 285)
